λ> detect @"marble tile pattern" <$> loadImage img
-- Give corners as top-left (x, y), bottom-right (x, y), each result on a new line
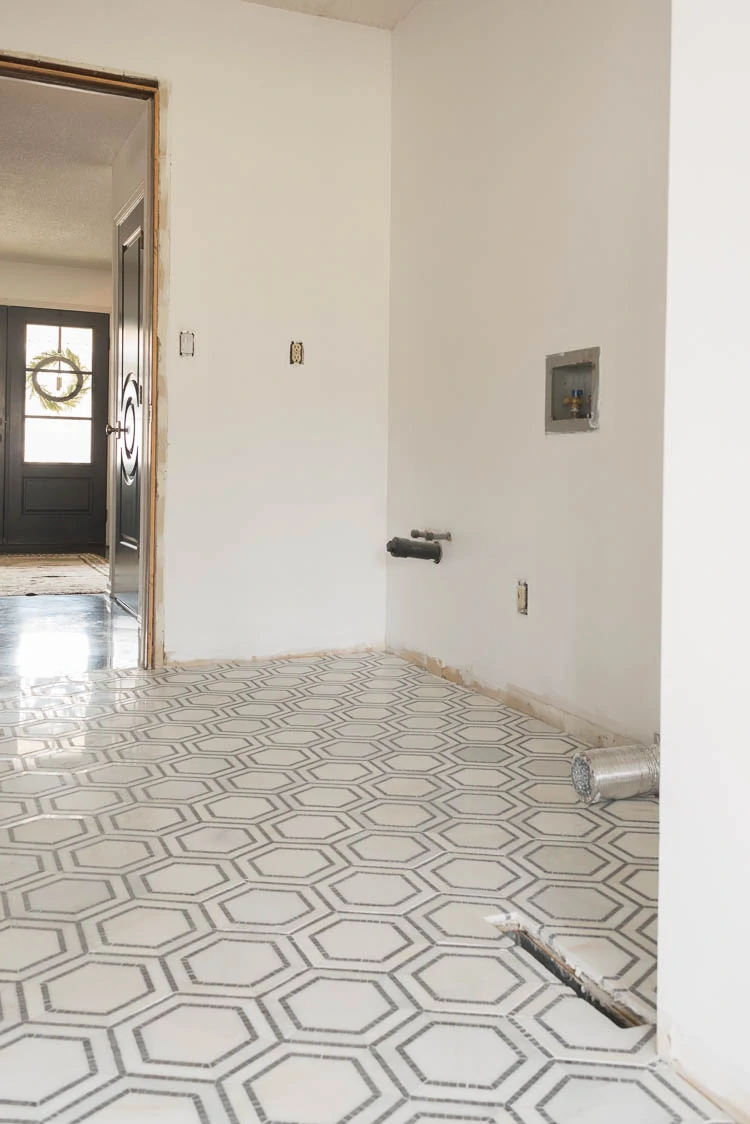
top-left (0, 653), bottom-right (731, 1123)
top-left (0, 594), bottom-right (139, 679)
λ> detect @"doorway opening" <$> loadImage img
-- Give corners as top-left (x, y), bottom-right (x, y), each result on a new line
top-left (0, 59), bottom-right (158, 676)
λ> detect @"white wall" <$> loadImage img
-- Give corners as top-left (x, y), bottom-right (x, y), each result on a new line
top-left (659, 2), bottom-right (750, 1116)
top-left (0, 0), bottom-right (391, 661)
top-left (112, 107), bottom-right (148, 219)
top-left (0, 258), bottom-right (111, 311)
top-left (387, 0), bottom-right (670, 742)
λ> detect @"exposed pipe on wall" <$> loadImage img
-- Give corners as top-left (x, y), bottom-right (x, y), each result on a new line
top-left (386, 537), bottom-right (443, 563)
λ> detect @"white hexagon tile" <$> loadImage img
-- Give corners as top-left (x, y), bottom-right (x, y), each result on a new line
top-left (0, 653), bottom-right (733, 1123)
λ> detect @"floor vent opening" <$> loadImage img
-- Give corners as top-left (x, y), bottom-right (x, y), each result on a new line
top-left (508, 928), bottom-right (646, 1029)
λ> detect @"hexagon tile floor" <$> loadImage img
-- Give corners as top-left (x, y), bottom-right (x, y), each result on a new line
top-left (0, 653), bottom-right (732, 1123)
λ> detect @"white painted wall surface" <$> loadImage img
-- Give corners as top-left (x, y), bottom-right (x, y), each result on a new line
top-left (0, 259), bottom-right (111, 311)
top-left (0, 0), bottom-right (390, 661)
top-left (387, 0), bottom-right (670, 742)
top-left (112, 108), bottom-right (148, 221)
top-left (659, 2), bottom-right (750, 1116)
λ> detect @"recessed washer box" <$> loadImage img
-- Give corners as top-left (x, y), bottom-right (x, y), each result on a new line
top-left (545, 346), bottom-right (600, 434)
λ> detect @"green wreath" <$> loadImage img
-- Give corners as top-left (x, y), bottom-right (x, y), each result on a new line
top-left (26, 349), bottom-right (91, 414)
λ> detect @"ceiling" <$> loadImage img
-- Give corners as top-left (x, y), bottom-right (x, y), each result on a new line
top-left (243, 0), bottom-right (422, 30)
top-left (0, 77), bottom-right (145, 269)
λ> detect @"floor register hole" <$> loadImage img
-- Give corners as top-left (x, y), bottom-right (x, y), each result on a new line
top-left (508, 928), bottom-right (647, 1030)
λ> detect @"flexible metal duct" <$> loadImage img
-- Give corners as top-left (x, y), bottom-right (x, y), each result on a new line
top-left (571, 744), bottom-right (660, 804)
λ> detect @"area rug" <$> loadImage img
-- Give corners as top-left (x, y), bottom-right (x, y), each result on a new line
top-left (0, 553), bottom-right (109, 596)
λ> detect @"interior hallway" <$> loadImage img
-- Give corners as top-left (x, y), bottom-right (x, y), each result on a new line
top-left (0, 653), bottom-right (728, 1123)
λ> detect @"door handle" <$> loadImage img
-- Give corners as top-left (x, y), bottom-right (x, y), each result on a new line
top-left (106, 422), bottom-right (125, 436)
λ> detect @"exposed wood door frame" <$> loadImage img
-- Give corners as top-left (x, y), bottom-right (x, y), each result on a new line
top-left (0, 305), bottom-right (7, 542)
top-left (0, 54), bottom-right (160, 668)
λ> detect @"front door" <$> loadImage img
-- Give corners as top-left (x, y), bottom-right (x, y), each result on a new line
top-left (109, 199), bottom-right (145, 618)
top-left (0, 306), bottom-right (109, 550)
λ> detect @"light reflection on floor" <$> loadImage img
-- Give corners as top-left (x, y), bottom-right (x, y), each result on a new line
top-left (0, 594), bottom-right (139, 677)
top-left (16, 629), bottom-right (92, 676)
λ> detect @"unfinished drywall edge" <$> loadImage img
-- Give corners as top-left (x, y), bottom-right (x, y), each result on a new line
top-left (164, 643), bottom-right (387, 669)
top-left (657, 1027), bottom-right (750, 1124)
top-left (151, 82), bottom-right (170, 669)
top-left (674, 1062), bottom-right (750, 1124)
top-left (392, 647), bottom-right (640, 748)
top-left (0, 46), bottom-right (162, 88)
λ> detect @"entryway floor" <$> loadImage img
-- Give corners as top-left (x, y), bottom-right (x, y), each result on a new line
top-left (0, 594), bottom-right (139, 678)
top-left (0, 653), bottom-right (731, 1123)
top-left (0, 555), bottom-right (109, 597)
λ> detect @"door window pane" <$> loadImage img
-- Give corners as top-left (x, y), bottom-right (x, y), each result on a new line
top-left (26, 325), bottom-right (93, 371)
top-left (25, 324), bottom-right (59, 362)
top-left (61, 327), bottom-right (93, 371)
top-left (25, 375), bottom-right (92, 419)
top-left (24, 418), bottom-right (92, 464)
top-left (24, 324), bottom-right (95, 459)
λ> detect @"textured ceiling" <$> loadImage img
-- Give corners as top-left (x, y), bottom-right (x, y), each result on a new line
top-left (243, 0), bottom-right (422, 30)
top-left (0, 77), bottom-right (145, 269)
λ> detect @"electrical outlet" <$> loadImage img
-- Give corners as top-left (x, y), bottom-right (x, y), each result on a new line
top-left (290, 341), bottom-right (304, 365)
top-left (517, 581), bottom-right (528, 615)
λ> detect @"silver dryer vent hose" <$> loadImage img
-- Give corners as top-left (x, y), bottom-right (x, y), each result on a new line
top-left (571, 744), bottom-right (660, 804)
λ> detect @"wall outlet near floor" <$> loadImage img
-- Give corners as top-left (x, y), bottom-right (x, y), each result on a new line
top-left (517, 580), bottom-right (529, 615)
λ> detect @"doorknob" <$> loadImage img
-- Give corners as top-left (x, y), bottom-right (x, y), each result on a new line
top-left (106, 422), bottom-right (124, 436)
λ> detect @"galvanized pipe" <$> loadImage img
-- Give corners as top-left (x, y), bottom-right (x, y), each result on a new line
top-left (386, 537), bottom-right (443, 563)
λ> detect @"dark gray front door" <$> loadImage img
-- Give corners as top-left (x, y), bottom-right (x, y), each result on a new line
top-left (1, 305), bottom-right (109, 551)
top-left (109, 200), bottom-right (145, 618)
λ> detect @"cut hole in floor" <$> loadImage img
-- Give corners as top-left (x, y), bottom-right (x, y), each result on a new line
top-left (507, 927), bottom-right (646, 1029)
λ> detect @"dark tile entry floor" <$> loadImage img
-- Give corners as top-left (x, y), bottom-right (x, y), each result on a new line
top-left (0, 594), bottom-right (139, 677)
